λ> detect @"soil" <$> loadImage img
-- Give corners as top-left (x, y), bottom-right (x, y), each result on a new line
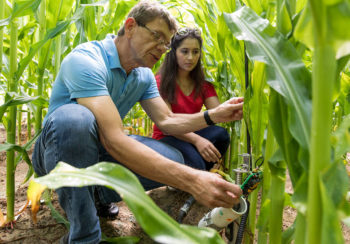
top-left (0, 125), bottom-right (349, 244)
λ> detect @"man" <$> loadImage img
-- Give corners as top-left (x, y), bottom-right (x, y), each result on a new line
top-left (32, 1), bottom-right (244, 243)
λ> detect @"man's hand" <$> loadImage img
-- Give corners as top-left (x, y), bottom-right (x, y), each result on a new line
top-left (194, 137), bottom-right (221, 163)
top-left (189, 171), bottom-right (242, 208)
top-left (209, 97), bottom-right (244, 124)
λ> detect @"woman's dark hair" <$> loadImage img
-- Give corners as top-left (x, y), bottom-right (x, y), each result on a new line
top-left (158, 27), bottom-right (205, 104)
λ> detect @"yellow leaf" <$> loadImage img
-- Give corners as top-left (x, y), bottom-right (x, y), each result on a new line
top-left (0, 210), bottom-right (6, 227)
top-left (27, 180), bottom-right (47, 224)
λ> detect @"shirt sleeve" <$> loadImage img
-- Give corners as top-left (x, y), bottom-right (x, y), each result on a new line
top-left (139, 68), bottom-right (160, 101)
top-left (60, 50), bottom-right (109, 100)
top-left (203, 81), bottom-right (218, 99)
top-left (155, 74), bottom-right (161, 89)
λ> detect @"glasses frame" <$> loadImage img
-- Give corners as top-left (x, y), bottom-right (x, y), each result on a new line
top-left (138, 23), bottom-right (171, 50)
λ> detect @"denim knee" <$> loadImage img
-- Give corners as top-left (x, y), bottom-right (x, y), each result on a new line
top-left (39, 104), bottom-right (100, 173)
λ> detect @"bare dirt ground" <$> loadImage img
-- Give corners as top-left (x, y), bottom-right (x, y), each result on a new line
top-left (0, 125), bottom-right (349, 243)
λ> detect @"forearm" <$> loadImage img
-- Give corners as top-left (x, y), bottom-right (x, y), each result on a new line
top-left (157, 111), bottom-right (208, 135)
top-left (171, 132), bottom-right (203, 145)
top-left (101, 132), bottom-right (198, 192)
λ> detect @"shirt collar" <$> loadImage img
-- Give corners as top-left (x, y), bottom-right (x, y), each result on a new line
top-left (102, 34), bottom-right (123, 71)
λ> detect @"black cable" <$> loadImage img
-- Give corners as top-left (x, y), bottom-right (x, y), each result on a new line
top-left (235, 199), bottom-right (250, 244)
top-left (177, 196), bottom-right (195, 223)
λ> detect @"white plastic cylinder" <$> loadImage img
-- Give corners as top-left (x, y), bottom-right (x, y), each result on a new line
top-left (198, 197), bottom-right (247, 231)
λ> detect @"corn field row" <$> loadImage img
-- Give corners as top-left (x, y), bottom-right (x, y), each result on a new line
top-left (1, 0), bottom-right (350, 243)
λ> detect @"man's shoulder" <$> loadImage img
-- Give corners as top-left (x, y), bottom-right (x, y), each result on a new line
top-left (134, 67), bottom-right (155, 81)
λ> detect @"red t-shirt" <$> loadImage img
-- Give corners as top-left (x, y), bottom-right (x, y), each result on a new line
top-left (152, 75), bottom-right (217, 140)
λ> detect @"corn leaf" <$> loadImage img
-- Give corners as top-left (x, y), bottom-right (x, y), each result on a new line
top-left (249, 61), bottom-right (268, 155)
top-left (0, 93), bottom-right (48, 122)
top-left (11, 0), bottom-right (42, 19)
top-left (268, 90), bottom-right (303, 184)
top-left (294, 1), bottom-right (350, 59)
top-left (34, 162), bottom-right (224, 244)
top-left (224, 6), bottom-right (312, 150)
top-left (319, 163), bottom-right (347, 243)
top-left (27, 180), bottom-right (47, 224)
top-left (331, 115), bottom-right (350, 160)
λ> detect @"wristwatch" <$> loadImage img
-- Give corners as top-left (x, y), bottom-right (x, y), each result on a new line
top-left (204, 110), bottom-right (215, 125)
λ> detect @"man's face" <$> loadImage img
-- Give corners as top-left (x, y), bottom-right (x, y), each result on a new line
top-left (129, 18), bottom-right (174, 68)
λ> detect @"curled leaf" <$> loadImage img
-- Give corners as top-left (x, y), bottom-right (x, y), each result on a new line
top-left (0, 210), bottom-right (6, 227)
top-left (27, 180), bottom-right (47, 224)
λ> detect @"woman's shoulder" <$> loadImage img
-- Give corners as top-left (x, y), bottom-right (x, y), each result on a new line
top-left (202, 80), bottom-right (215, 89)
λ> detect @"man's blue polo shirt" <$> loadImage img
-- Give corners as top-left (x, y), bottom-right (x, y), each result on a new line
top-left (44, 34), bottom-right (159, 125)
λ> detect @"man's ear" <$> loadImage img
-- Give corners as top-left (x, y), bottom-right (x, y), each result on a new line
top-left (124, 17), bottom-right (137, 38)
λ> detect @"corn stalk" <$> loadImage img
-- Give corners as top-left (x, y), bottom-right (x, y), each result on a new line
top-left (6, 4), bottom-right (18, 221)
top-left (34, 0), bottom-right (47, 133)
top-left (307, 1), bottom-right (335, 243)
top-left (0, 0), bottom-right (4, 80)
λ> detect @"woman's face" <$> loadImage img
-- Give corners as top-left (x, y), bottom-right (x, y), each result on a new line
top-left (175, 37), bottom-right (201, 73)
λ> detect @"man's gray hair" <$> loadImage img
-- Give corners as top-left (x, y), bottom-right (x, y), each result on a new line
top-left (117, 1), bottom-right (177, 36)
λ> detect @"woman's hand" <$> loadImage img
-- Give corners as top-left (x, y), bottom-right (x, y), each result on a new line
top-left (194, 137), bottom-right (221, 162)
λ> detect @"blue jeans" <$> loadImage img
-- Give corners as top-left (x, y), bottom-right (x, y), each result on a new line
top-left (32, 104), bottom-right (184, 244)
top-left (159, 126), bottom-right (230, 170)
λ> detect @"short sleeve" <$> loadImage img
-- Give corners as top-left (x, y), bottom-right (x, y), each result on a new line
top-left (202, 82), bottom-right (217, 99)
top-left (60, 50), bottom-right (110, 100)
top-left (139, 68), bottom-right (160, 101)
top-left (155, 74), bottom-right (161, 89)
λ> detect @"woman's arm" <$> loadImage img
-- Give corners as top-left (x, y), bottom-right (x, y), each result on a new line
top-left (164, 95), bottom-right (223, 163)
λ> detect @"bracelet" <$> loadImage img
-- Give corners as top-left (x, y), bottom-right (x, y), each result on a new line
top-left (204, 110), bottom-right (215, 125)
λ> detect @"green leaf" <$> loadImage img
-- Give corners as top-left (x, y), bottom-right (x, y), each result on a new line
top-left (295, 1), bottom-right (350, 58)
top-left (319, 171), bottom-right (345, 244)
top-left (331, 114), bottom-right (350, 160)
top-left (47, 0), bottom-right (74, 29)
top-left (282, 222), bottom-right (295, 244)
top-left (249, 61), bottom-right (269, 155)
top-left (42, 189), bottom-right (70, 229)
top-left (0, 92), bottom-right (48, 122)
top-left (11, 0), bottom-right (42, 19)
top-left (276, 0), bottom-right (293, 36)
top-left (15, 20), bottom-right (71, 82)
top-left (34, 162), bottom-right (224, 244)
top-left (268, 91), bottom-right (304, 185)
top-left (0, 141), bottom-right (34, 183)
top-left (224, 6), bottom-right (312, 150)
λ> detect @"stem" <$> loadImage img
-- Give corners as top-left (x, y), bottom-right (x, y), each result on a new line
top-left (307, 0), bottom-right (336, 243)
top-left (294, 213), bottom-right (306, 244)
top-left (248, 189), bottom-right (258, 243)
top-left (307, 44), bottom-right (335, 244)
top-left (35, 0), bottom-right (47, 133)
top-left (6, 17), bottom-right (18, 222)
top-left (0, 0), bottom-right (4, 79)
top-left (257, 125), bottom-right (275, 244)
top-left (228, 126), bottom-right (239, 178)
top-left (17, 105), bottom-right (22, 145)
top-left (269, 162), bottom-right (286, 244)
top-left (54, 35), bottom-right (62, 79)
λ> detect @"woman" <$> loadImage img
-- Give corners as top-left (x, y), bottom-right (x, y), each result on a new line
top-left (152, 27), bottom-right (230, 170)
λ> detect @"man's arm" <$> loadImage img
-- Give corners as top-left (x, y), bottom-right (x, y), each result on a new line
top-left (77, 95), bottom-right (242, 207)
top-left (140, 96), bottom-right (243, 136)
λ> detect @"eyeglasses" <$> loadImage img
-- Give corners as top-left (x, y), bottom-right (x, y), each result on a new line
top-left (176, 27), bottom-right (201, 36)
top-left (139, 23), bottom-right (171, 50)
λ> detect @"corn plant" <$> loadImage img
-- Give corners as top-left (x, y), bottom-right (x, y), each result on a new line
top-left (28, 161), bottom-right (225, 244)
top-left (1, 0), bottom-right (350, 243)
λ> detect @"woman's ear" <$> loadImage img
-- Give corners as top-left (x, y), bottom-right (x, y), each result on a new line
top-left (124, 17), bottom-right (137, 38)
